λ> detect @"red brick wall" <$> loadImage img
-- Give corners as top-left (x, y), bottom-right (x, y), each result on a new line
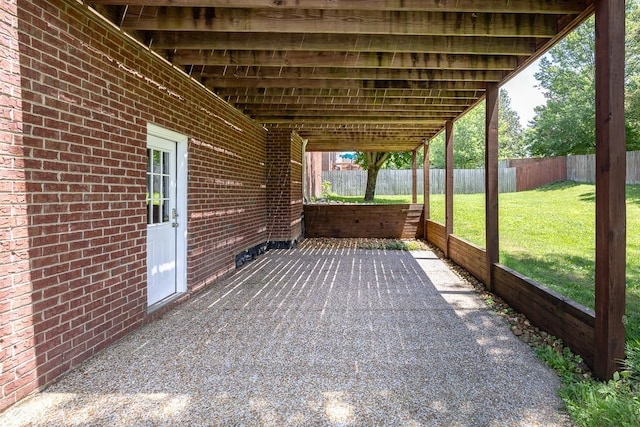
top-left (0, 0), bottom-right (267, 411)
top-left (266, 129), bottom-right (303, 246)
top-left (0, 0), bottom-right (36, 411)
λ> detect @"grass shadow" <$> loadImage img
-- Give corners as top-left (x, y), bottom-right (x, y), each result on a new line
top-left (626, 184), bottom-right (640, 206)
top-left (534, 181), bottom-right (584, 192)
top-left (578, 191), bottom-right (595, 203)
top-left (501, 250), bottom-right (595, 307)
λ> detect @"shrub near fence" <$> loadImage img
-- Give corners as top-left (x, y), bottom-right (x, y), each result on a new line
top-left (323, 169), bottom-right (516, 196)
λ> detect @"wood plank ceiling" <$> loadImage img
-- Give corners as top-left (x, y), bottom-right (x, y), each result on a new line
top-left (88, 0), bottom-right (594, 152)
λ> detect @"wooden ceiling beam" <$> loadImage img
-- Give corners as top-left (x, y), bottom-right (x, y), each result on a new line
top-left (251, 110), bottom-right (459, 119)
top-left (121, 9), bottom-right (560, 37)
top-left (215, 87), bottom-right (484, 99)
top-left (301, 130), bottom-right (435, 137)
top-left (241, 105), bottom-right (466, 114)
top-left (199, 67), bottom-right (504, 82)
top-left (149, 33), bottom-right (537, 56)
top-left (230, 95), bottom-right (474, 107)
top-left (286, 123), bottom-right (442, 130)
top-left (206, 79), bottom-right (488, 91)
top-left (92, 1), bottom-right (588, 14)
top-left (305, 141), bottom-right (428, 152)
top-left (172, 51), bottom-right (518, 70)
top-left (258, 117), bottom-right (446, 125)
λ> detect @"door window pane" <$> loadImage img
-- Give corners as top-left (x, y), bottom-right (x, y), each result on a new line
top-left (147, 148), bottom-right (171, 225)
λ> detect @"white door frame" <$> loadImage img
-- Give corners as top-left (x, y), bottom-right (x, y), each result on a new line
top-left (147, 123), bottom-right (188, 305)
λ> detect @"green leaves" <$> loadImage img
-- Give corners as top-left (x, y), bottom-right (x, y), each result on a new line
top-left (527, 1), bottom-right (640, 156)
top-left (428, 89), bottom-right (526, 168)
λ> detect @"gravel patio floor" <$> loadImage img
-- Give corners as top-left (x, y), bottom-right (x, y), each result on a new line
top-left (1, 242), bottom-right (571, 426)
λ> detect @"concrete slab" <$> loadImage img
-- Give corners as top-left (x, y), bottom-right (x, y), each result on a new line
top-left (0, 247), bottom-right (570, 426)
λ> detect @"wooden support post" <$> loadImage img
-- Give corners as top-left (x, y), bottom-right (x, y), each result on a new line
top-left (423, 141), bottom-right (430, 221)
top-left (594, 0), bottom-right (626, 380)
top-left (485, 83), bottom-right (499, 291)
top-left (411, 149), bottom-right (418, 204)
top-left (445, 120), bottom-right (454, 257)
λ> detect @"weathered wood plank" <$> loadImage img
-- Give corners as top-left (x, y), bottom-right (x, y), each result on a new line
top-left (202, 67), bottom-right (504, 83)
top-left (208, 79), bottom-right (486, 91)
top-left (152, 33), bottom-right (536, 55)
top-left (245, 105), bottom-right (467, 114)
top-left (260, 117), bottom-right (445, 125)
top-left (173, 51), bottom-right (517, 70)
top-left (216, 87), bottom-right (484, 99)
top-left (94, 1), bottom-right (589, 14)
top-left (122, 9), bottom-right (560, 38)
top-left (252, 110), bottom-right (462, 119)
top-left (232, 96), bottom-right (477, 106)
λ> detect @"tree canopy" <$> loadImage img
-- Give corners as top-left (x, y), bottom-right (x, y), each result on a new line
top-left (429, 89), bottom-right (527, 168)
top-left (526, 2), bottom-right (640, 155)
top-left (351, 2), bottom-right (640, 198)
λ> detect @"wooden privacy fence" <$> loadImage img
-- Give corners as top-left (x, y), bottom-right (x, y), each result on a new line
top-left (320, 151), bottom-right (640, 198)
top-left (567, 151), bottom-right (640, 184)
top-left (323, 168), bottom-right (516, 196)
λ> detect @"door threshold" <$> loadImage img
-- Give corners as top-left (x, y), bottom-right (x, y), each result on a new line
top-left (147, 292), bottom-right (185, 315)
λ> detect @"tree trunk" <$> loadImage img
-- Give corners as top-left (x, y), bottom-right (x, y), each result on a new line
top-left (364, 164), bottom-right (381, 201)
top-left (363, 152), bottom-right (389, 202)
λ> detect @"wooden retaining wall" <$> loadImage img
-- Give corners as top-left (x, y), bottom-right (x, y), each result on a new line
top-left (426, 220), bottom-right (446, 252)
top-left (449, 236), bottom-right (488, 284)
top-left (426, 221), bottom-right (596, 367)
top-left (493, 265), bottom-right (595, 367)
top-left (304, 204), bottom-right (424, 238)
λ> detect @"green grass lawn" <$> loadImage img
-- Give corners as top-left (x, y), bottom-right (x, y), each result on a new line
top-left (328, 181), bottom-right (640, 341)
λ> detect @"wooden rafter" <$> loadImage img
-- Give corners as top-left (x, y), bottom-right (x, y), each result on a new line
top-left (198, 67), bottom-right (505, 83)
top-left (150, 33), bottom-right (538, 56)
top-left (92, 1), bottom-right (588, 14)
top-left (88, 0), bottom-right (593, 150)
top-left (120, 9), bottom-right (560, 38)
top-left (171, 51), bottom-right (518, 70)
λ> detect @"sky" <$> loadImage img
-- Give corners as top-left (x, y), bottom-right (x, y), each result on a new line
top-left (501, 58), bottom-right (548, 127)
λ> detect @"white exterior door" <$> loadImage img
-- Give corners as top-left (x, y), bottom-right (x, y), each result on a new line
top-left (146, 135), bottom-right (178, 306)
